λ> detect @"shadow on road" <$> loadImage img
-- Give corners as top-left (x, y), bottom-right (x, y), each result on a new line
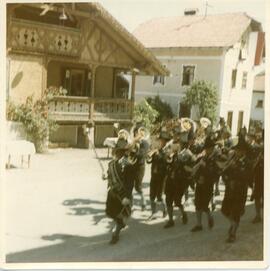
top-left (6, 204), bottom-right (263, 263)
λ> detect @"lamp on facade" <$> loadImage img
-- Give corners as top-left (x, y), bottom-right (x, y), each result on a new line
top-left (65, 70), bottom-right (70, 78)
top-left (59, 8), bottom-right (68, 20)
top-left (88, 72), bottom-right (92, 80)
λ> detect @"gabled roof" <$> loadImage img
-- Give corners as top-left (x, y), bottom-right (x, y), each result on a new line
top-left (85, 3), bottom-right (169, 75)
top-left (12, 2), bottom-right (169, 76)
top-left (133, 13), bottom-right (262, 48)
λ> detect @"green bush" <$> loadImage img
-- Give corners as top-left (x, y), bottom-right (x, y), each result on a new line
top-left (133, 99), bottom-right (159, 132)
top-left (182, 80), bottom-right (218, 122)
top-left (146, 95), bottom-right (174, 122)
top-left (7, 86), bottom-right (65, 153)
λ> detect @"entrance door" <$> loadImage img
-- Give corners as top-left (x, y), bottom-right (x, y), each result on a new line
top-left (70, 69), bottom-right (85, 96)
top-left (227, 111), bottom-right (233, 130)
top-left (237, 111), bottom-right (244, 134)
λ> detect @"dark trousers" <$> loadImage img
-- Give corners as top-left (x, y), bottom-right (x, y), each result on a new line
top-left (150, 173), bottom-right (165, 201)
top-left (134, 164), bottom-right (145, 194)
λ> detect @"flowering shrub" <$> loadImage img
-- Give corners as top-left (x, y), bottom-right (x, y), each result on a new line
top-left (133, 99), bottom-right (159, 132)
top-left (7, 86), bottom-right (66, 153)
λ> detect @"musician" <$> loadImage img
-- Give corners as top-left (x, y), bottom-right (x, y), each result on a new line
top-left (250, 131), bottom-right (264, 223)
top-left (131, 125), bottom-right (150, 211)
top-left (252, 147), bottom-right (264, 223)
top-left (221, 139), bottom-right (251, 243)
top-left (164, 130), bottom-right (196, 228)
top-left (191, 136), bottom-right (221, 232)
top-left (218, 117), bottom-right (231, 137)
top-left (104, 138), bottom-right (134, 244)
top-left (146, 131), bottom-right (170, 219)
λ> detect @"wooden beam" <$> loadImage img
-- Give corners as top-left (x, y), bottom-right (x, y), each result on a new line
top-left (26, 3), bottom-right (97, 19)
top-left (130, 71), bottom-right (136, 119)
top-left (89, 65), bottom-right (98, 121)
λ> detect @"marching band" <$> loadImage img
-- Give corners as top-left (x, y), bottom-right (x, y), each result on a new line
top-left (103, 117), bottom-right (264, 245)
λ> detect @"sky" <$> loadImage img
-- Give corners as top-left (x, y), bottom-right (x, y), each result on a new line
top-left (94, 0), bottom-right (266, 32)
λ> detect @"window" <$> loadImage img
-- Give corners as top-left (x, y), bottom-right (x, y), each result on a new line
top-left (227, 111), bottom-right (233, 130)
top-left (153, 65), bottom-right (167, 86)
top-left (231, 69), bottom-right (237, 88)
top-left (241, 72), bottom-right (248, 89)
top-left (153, 75), bottom-right (165, 86)
top-left (182, 65), bottom-right (195, 86)
top-left (256, 100), bottom-right (263, 108)
top-left (114, 70), bottom-right (130, 98)
top-left (237, 111), bottom-right (244, 134)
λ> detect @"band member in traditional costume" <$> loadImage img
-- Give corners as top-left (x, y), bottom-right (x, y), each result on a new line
top-left (131, 125), bottom-right (150, 211)
top-left (218, 117), bottom-right (231, 137)
top-left (221, 139), bottom-right (251, 243)
top-left (250, 130), bottom-right (264, 223)
top-left (191, 136), bottom-right (221, 232)
top-left (146, 131), bottom-right (171, 219)
top-left (252, 148), bottom-right (264, 223)
top-left (104, 138), bottom-right (134, 244)
top-left (164, 128), bottom-right (196, 228)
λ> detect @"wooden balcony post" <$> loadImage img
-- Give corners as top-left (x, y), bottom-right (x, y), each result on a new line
top-left (89, 65), bottom-right (97, 120)
top-left (42, 56), bottom-right (50, 94)
top-left (130, 71), bottom-right (136, 118)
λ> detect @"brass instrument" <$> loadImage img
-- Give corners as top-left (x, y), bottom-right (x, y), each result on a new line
top-left (117, 129), bottom-right (129, 141)
top-left (216, 151), bottom-right (245, 174)
top-left (191, 148), bottom-right (216, 177)
top-left (200, 117), bottom-right (211, 129)
top-left (126, 141), bottom-right (140, 165)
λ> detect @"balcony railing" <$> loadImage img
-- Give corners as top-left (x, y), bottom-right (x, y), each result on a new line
top-left (48, 96), bottom-right (133, 122)
top-left (9, 18), bottom-right (81, 57)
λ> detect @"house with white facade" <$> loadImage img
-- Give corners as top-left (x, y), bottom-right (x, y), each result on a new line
top-left (133, 11), bottom-right (265, 136)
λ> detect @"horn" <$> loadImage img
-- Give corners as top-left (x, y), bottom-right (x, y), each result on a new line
top-left (200, 118), bottom-right (211, 129)
top-left (181, 118), bottom-right (195, 132)
top-left (118, 129), bottom-right (130, 141)
top-left (137, 127), bottom-right (150, 141)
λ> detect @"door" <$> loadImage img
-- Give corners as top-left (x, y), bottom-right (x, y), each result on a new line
top-left (70, 69), bottom-right (85, 96)
top-left (227, 111), bottom-right (233, 130)
top-left (237, 111), bottom-right (244, 134)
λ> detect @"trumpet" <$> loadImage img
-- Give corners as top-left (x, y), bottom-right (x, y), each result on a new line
top-left (146, 148), bottom-right (159, 163)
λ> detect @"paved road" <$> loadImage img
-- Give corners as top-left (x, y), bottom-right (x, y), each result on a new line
top-left (5, 148), bottom-right (263, 263)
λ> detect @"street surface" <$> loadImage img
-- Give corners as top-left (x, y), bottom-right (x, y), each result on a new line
top-left (5, 148), bottom-right (263, 262)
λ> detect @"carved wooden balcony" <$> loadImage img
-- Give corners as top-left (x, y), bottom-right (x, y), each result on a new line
top-left (48, 96), bottom-right (133, 123)
top-left (9, 18), bottom-right (81, 57)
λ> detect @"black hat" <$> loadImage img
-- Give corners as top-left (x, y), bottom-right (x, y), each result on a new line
top-left (219, 117), bottom-right (225, 124)
top-left (114, 138), bottom-right (129, 150)
top-left (173, 126), bottom-right (181, 135)
top-left (204, 136), bottom-right (216, 149)
top-left (234, 138), bottom-right (249, 151)
top-left (133, 122), bottom-right (147, 137)
top-left (159, 131), bottom-right (171, 141)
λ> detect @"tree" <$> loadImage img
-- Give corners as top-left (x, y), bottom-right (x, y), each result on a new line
top-left (146, 95), bottom-right (174, 122)
top-left (182, 80), bottom-right (218, 122)
top-left (133, 99), bottom-right (159, 132)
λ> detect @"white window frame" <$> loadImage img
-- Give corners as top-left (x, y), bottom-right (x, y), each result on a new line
top-left (152, 64), bottom-right (167, 87)
top-left (181, 64), bottom-right (196, 86)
